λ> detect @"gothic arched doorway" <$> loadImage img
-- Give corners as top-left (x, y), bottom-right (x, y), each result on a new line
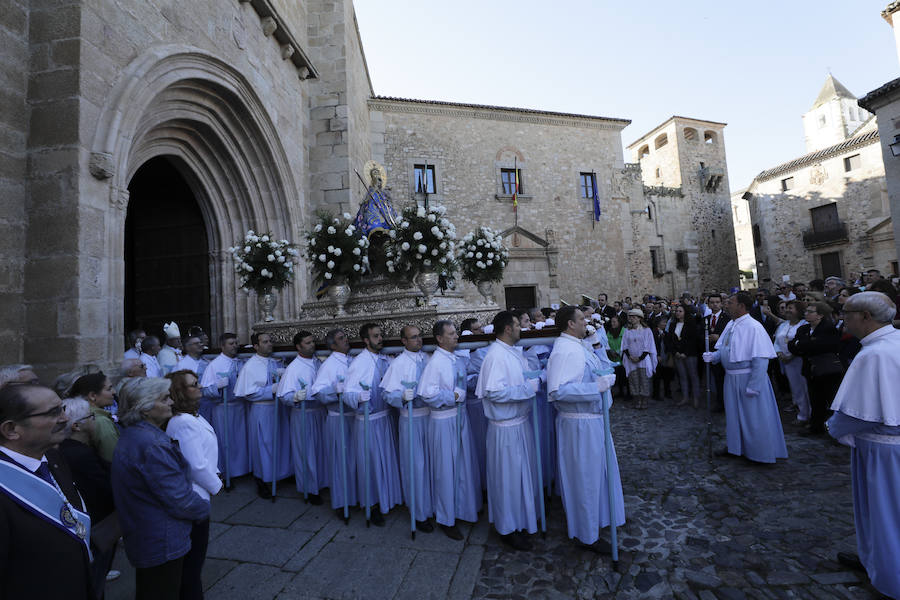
top-left (125, 156), bottom-right (210, 339)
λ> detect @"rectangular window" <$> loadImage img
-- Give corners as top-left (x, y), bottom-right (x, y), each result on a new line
top-left (579, 172), bottom-right (595, 199)
top-left (650, 248), bottom-right (662, 277)
top-left (819, 252), bottom-right (842, 278)
top-left (843, 154), bottom-right (861, 172)
top-left (501, 168), bottom-right (522, 195)
top-left (413, 164), bottom-right (436, 194)
top-left (810, 203), bottom-right (839, 232)
top-left (781, 177), bottom-right (794, 192)
top-left (676, 251), bottom-right (689, 271)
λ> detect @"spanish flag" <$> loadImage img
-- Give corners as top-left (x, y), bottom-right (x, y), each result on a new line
top-left (512, 157), bottom-right (518, 211)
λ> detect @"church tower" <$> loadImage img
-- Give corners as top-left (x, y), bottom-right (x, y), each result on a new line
top-left (802, 74), bottom-right (872, 152)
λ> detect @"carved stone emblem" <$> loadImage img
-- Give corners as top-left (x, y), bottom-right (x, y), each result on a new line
top-left (809, 163), bottom-right (827, 186)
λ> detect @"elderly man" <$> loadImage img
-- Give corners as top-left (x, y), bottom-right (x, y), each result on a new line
top-left (419, 320), bottom-right (481, 540)
top-left (277, 331), bottom-right (326, 505)
top-left (199, 332), bottom-right (250, 483)
top-left (120, 358), bottom-right (147, 379)
top-left (548, 306), bottom-right (624, 551)
top-left (826, 292), bottom-right (900, 598)
top-left (703, 292), bottom-right (788, 463)
top-left (0, 364), bottom-right (39, 388)
top-left (0, 384), bottom-right (92, 599)
top-left (123, 329), bottom-right (146, 361)
top-left (343, 324), bottom-right (402, 525)
top-left (139, 336), bottom-right (163, 377)
top-left (310, 329), bottom-right (356, 520)
top-left (234, 333), bottom-right (290, 499)
top-left (476, 311), bottom-right (540, 551)
top-left (381, 325), bottom-right (433, 532)
top-left (174, 335), bottom-right (208, 380)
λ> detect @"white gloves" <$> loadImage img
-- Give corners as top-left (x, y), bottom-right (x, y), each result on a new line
top-left (596, 374), bottom-right (617, 393)
top-left (529, 379), bottom-right (540, 394)
top-left (745, 388), bottom-right (759, 398)
top-left (293, 388), bottom-right (307, 403)
top-left (360, 389), bottom-right (371, 403)
top-left (402, 388), bottom-right (415, 402)
top-left (335, 381), bottom-right (345, 395)
top-left (702, 352), bottom-right (716, 363)
top-left (454, 388), bottom-right (466, 403)
top-left (216, 376), bottom-right (229, 389)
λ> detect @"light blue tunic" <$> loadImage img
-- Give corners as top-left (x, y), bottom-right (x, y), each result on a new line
top-left (829, 412), bottom-right (900, 599)
top-left (550, 344), bottom-right (625, 544)
top-left (201, 356), bottom-right (251, 478)
top-left (278, 357), bottom-right (328, 494)
top-left (384, 355), bottom-right (432, 521)
top-left (242, 358), bottom-right (293, 482)
top-left (343, 354), bottom-right (403, 513)
top-left (421, 349), bottom-right (482, 525)
top-left (466, 346), bottom-right (489, 489)
top-left (525, 345), bottom-right (555, 493)
top-left (314, 382), bottom-right (357, 509)
top-left (716, 341), bottom-right (788, 463)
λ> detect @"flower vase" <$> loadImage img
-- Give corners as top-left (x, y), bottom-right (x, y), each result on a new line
top-left (327, 278), bottom-right (352, 316)
top-left (415, 268), bottom-right (439, 306)
top-left (476, 280), bottom-right (495, 305)
top-left (257, 288), bottom-right (278, 322)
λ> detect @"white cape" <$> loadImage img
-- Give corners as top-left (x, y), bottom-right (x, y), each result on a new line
top-left (475, 340), bottom-right (527, 398)
top-left (716, 313), bottom-right (776, 362)
top-left (547, 333), bottom-right (588, 394)
top-left (381, 350), bottom-right (424, 393)
top-left (234, 354), bottom-right (271, 398)
top-left (831, 326), bottom-right (900, 425)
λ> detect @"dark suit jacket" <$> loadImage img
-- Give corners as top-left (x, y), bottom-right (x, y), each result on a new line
top-left (706, 311), bottom-right (730, 336)
top-left (0, 448), bottom-right (92, 600)
top-left (787, 320), bottom-right (842, 379)
top-left (665, 318), bottom-right (701, 356)
top-left (750, 306), bottom-right (779, 338)
top-left (598, 305), bottom-right (617, 322)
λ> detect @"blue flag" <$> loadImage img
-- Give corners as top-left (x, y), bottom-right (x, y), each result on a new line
top-left (591, 172), bottom-right (601, 221)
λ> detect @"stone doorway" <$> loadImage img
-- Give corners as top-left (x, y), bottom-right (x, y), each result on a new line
top-left (125, 156), bottom-right (211, 339)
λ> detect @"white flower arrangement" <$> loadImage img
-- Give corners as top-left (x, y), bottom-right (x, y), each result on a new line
top-left (457, 226), bottom-right (509, 283)
top-left (384, 204), bottom-right (457, 278)
top-left (304, 212), bottom-right (369, 286)
top-left (229, 230), bottom-right (299, 293)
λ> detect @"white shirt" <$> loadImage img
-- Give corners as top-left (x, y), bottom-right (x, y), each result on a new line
top-left (123, 348), bottom-right (141, 360)
top-left (0, 446), bottom-right (45, 472)
top-left (166, 413), bottom-right (221, 501)
top-left (140, 353), bottom-right (161, 377)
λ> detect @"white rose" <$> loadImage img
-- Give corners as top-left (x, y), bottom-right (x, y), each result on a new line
top-left (468, 245), bottom-right (476, 252)
top-left (431, 249), bottom-right (438, 256)
top-left (430, 226), bottom-right (439, 235)
top-left (267, 254), bottom-right (275, 262)
top-left (250, 235), bottom-right (259, 242)
top-left (345, 228), bottom-right (354, 236)
top-left (388, 265), bottom-right (395, 273)
top-left (487, 260), bottom-right (493, 265)
top-left (319, 254), bottom-right (326, 262)
top-left (401, 221), bottom-right (409, 228)
top-left (440, 242), bottom-right (447, 249)
top-left (476, 261), bottom-right (485, 269)
top-left (476, 239), bottom-right (484, 246)
top-left (333, 248), bottom-right (342, 256)
top-left (416, 207), bottom-right (426, 218)
top-left (424, 259), bottom-right (432, 266)
top-left (314, 224), bottom-right (322, 232)
top-left (343, 212), bottom-right (352, 220)
top-left (247, 230), bottom-right (256, 236)
top-left (243, 246), bottom-right (250, 253)
top-left (327, 260), bottom-right (335, 269)
top-left (415, 254), bottom-right (422, 259)
top-left (327, 226), bottom-right (336, 234)
top-left (440, 219), bottom-right (449, 226)
top-left (352, 247), bottom-right (361, 256)
top-left (418, 244), bottom-right (427, 254)
top-left (439, 257), bottom-right (447, 263)
top-left (428, 214), bottom-right (436, 222)
top-left (244, 264), bottom-right (253, 271)
top-left (275, 250), bottom-right (283, 256)
top-left (285, 262), bottom-right (292, 269)
top-left (487, 252), bottom-right (494, 259)
top-left (475, 252), bottom-right (482, 259)
top-left (327, 245), bottom-right (334, 252)
top-left (358, 239), bottom-right (367, 247)
top-left (277, 256), bottom-right (285, 263)
top-left (324, 272), bottom-right (332, 279)
top-left (413, 231), bottom-right (423, 241)
top-left (388, 230), bottom-right (396, 239)
top-left (261, 235), bottom-right (270, 242)
top-left (260, 268), bottom-right (270, 277)
top-left (353, 264), bottom-right (361, 271)
top-left (467, 252), bottom-right (474, 258)
top-left (401, 242), bottom-right (410, 251)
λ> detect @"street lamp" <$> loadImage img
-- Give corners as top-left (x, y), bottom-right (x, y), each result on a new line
top-left (889, 134), bottom-right (900, 157)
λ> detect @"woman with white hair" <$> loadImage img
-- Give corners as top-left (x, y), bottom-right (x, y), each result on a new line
top-left (111, 377), bottom-right (210, 600)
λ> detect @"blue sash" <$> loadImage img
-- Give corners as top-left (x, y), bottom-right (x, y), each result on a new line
top-left (0, 458), bottom-right (92, 557)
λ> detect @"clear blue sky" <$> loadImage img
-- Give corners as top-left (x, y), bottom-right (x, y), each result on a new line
top-left (354, 0), bottom-right (898, 192)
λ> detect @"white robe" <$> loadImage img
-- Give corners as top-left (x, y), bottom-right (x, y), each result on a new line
top-left (277, 355), bottom-right (327, 494)
top-left (235, 354), bottom-right (292, 482)
top-left (140, 353), bottom-right (161, 377)
top-left (311, 352), bottom-right (356, 509)
top-left (158, 345), bottom-right (182, 375)
top-left (199, 353), bottom-right (251, 477)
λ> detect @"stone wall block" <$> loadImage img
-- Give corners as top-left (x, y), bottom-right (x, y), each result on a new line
top-left (323, 188), bottom-right (348, 204)
top-left (29, 99), bottom-right (79, 146)
top-left (310, 105), bottom-right (336, 121)
top-left (329, 116), bottom-right (347, 131)
top-left (24, 256), bottom-right (78, 299)
top-left (309, 144), bottom-right (333, 159)
top-left (29, 68), bottom-right (79, 102)
top-left (0, 1), bottom-right (27, 37)
top-left (29, 6), bottom-right (80, 44)
top-left (50, 38), bottom-right (80, 67)
top-left (314, 130), bottom-right (342, 146)
top-left (27, 300), bottom-right (59, 338)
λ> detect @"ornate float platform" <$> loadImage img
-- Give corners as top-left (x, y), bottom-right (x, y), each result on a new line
top-left (253, 278), bottom-right (500, 342)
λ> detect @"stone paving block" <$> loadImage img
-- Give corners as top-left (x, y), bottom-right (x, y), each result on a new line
top-left (331, 507), bottom-right (471, 553)
top-left (205, 563), bottom-right (293, 600)
top-left (209, 521), bottom-right (232, 542)
top-left (766, 571), bottom-right (810, 585)
top-left (226, 496), bottom-right (313, 528)
top-left (284, 541), bottom-right (415, 600)
top-left (393, 549), bottom-right (457, 600)
top-left (211, 483), bottom-right (258, 522)
top-left (202, 558), bottom-right (238, 590)
top-left (684, 569), bottom-right (723, 589)
top-left (289, 501), bottom-right (341, 532)
top-left (810, 572), bottom-right (861, 585)
top-left (282, 519), bottom-right (342, 573)
top-left (448, 544), bottom-right (484, 600)
top-left (208, 525), bottom-right (313, 567)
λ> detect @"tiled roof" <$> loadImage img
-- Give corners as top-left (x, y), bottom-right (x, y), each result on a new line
top-left (859, 76), bottom-right (900, 111)
top-left (370, 95), bottom-right (631, 124)
top-left (811, 74), bottom-right (856, 109)
top-left (754, 129), bottom-right (880, 182)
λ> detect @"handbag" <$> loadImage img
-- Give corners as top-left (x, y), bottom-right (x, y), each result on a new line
top-left (809, 353), bottom-right (843, 377)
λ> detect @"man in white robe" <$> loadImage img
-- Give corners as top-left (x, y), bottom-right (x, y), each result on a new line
top-left (157, 322), bottom-right (183, 375)
top-left (548, 306), bottom-right (624, 550)
top-left (826, 292), bottom-right (900, 599)
top-left (476, 311), bottom-right (540, 551)
top-left (234, 332), bottom-right (291, 498)
top-left (342, 324), bottom-right (402, 526)
top-left (381, 325), bottom-right (434, 531)
top-left (703, 292), bottom-right (788, 463)
top-left (310, 329), bottom-right (356, 519)
top-left (199, 332), bottom-right (250, 483)
top-left (276, 330), bottom-right (326, 504)
top-left (138, 335), bottom-right (162, 377)
top-left (419, 320), bottom-right (481, 540)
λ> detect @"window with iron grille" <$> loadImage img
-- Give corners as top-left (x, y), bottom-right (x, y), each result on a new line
top-left (579, 172), bottom-right (595, 199)
top-left (676, 251), bottom-right (689, 271)
top-left (413, 164), bottom-right (436, 194)
top-left (501, 168), bottom-right (522, 195)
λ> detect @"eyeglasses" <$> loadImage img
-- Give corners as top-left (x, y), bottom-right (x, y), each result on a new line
top-left (21, 404), bottom-right (65, 420)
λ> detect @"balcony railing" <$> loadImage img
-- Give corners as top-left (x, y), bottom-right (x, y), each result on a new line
top-left (802, 222), bottom-right (849, 248)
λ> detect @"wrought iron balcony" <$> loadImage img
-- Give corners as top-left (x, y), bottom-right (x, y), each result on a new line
top-left (802, 222), bottom-right (849, 248)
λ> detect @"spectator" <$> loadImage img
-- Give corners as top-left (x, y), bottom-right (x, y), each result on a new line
top-left (0, 364), bottom-right (39, 388)
top-left (621, 308), bottom-right (657, 410)
top-left (111, 377), bottom-right (210, 600)
top-left (166, 370), bottom-right (221, 600)
top-left (651, 317), bottom-right (673, 401)
top-left (836, 286), bottom-right (861, 306)
top-left (788, 302), bottom-right (843, 436)
top-left (606, 315), bottom-right (628, 399)
top-left (665, 304), bottom-right (701, 408)
top-left (70, 372), bottom-right (119, 463)
top-left (773, 301), bottom-right (809, 424)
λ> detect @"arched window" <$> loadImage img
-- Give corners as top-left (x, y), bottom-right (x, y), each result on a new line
top-left (683, 127), bottom-right (697, 141)
top-left (654, 133), bottom-right (668, 149)
top-left (638, 145), bottom-right (650, 159)
top-left (704, 131), bottom-right (717, 144)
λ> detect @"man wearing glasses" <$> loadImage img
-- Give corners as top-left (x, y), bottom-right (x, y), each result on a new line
top-left (0, 384), bottom-right (93, 599)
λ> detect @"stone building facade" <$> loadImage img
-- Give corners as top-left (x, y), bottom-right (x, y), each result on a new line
top-left (1, 0), bottom-right (738, 375)
top-left (745, 75), bottom-right (895, 286)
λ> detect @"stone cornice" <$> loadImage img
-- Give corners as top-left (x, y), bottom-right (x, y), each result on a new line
top-left (368, 97), bottom-right (630, 131)
top-left (242, 0), bottom-right (318, 80)
top-left (643, 185), bottom-right (684, 198)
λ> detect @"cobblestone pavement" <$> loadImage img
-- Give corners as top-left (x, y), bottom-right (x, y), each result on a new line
top-left (106, 393), bottom-right (883, 599)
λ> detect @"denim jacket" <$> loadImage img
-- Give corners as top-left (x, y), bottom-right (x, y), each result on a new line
top-left (111, 421), bottom-right (210, 568)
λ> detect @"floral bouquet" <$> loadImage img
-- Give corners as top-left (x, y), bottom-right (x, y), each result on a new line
top-left (385, 204), bottom-right (456, 278)
top-left (230, 231), bottom-right (299, 293)
top-left (456, 227), bottom-right (509, 283)
top-left (304, 212), bottom-right (370, 285)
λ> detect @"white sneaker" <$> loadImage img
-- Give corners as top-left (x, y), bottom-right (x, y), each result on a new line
top-left (105, 570), bottom-right (121, 582)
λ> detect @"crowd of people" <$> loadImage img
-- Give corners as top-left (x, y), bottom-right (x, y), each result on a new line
top-left (1, 273), bottom-right (899, 600)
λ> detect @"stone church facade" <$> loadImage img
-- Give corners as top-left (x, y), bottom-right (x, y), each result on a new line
top-left (1, 0), bottom-right (738, 374)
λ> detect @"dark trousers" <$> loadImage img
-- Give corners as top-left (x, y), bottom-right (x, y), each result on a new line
top-left (181, 518), bottom-right (210, 600)
top-left (614, 365), bottom-right (630, 398)
top-left (136, 556), bottom-right (184, 600)
top-left (652, 366), bottom-right (673, 399)
top-left (808, 373), bottom-right (841, 432)
top-left (710, 364), bottom-right (725, 411)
